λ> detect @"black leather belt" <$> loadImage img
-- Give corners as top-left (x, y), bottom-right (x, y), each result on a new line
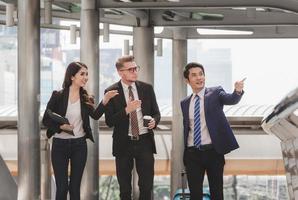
top-left (187, 144), bottom-right (213, 152)
top-left (128, 133), bottom-right (150, 141)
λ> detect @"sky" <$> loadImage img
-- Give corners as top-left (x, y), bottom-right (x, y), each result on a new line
top-left (201, 39), bottom-right (298, 105)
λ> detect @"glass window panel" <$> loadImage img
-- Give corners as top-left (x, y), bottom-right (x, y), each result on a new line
top-left (154, 38), bottom-right (172, 112)
top-left (99, 33), bottom-right (133, 100)
top-left (188, 39), bottom-right (298, 105)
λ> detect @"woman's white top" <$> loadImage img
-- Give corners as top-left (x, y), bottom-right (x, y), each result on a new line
top-left (54, 98), bottom-right (86, 139)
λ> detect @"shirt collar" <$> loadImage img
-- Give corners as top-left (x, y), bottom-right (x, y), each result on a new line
top-left (192, 87), bottom-right (206, 100)
top-left (121, 80), bottom-right (136, 91)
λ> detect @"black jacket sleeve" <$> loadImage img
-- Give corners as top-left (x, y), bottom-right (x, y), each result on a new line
top-left (42, 91), bottom-right (62, 135)
top-left (149, 85), bottom-right (161, 128)
top-left (87, 101), bottom-right (105, 120)
top-left (104, 92), bottom-right (128, 128)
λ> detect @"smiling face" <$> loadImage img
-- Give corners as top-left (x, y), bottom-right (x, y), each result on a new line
top-left (117, 61), bottom-right (139, 85)
top-left (186, 67), bottom-right (205, 93)
top-left (71, 67), bottom-right (88, 87)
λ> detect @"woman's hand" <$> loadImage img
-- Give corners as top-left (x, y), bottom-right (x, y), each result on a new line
top-left (60, 124), bottom-right (74, 132)
top-left (103, 90), bottom-right (119, 105)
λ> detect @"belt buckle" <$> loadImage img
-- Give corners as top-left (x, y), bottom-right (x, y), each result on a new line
top-left (199, 144), bottom-right (212, 151)
top-left (131, 135), bottom-right (139, 141)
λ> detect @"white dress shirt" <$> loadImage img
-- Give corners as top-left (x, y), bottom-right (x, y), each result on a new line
top-left (188, 87), bottom-right (212, 146)
top-left (121, 81), bottom-right (148, 135)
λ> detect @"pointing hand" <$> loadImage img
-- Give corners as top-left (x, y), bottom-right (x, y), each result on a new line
top-left (234, 77), bottom-right (246, 94)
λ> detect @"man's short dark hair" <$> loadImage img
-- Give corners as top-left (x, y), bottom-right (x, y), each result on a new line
top-left (116, 55), bottom-right (135, 70)
top-left (183, 62), bottom-right (205, 79)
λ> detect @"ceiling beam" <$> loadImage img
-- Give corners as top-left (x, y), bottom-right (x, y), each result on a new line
top-left (51, 0), bottom-right (79, 3)
top-left (183, 26), bottom-right (298, 39)
top-left (52, 2), bottom-right (73, 13)
top-left (118, 8), bottom-right (149, 26)
top-left (99, 0), bottom-right (298, 14)
top-left (100, 15), bottom-right (138, 26)
top-left (151, 9), bottom-right (298, 27)
top-left (0, 0), bottom-right (16, 4)
top-left (48, 10), bottom-right (80, 19)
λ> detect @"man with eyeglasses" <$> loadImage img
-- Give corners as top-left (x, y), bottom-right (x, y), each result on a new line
top-left (104, 55), bottom-right (160, 200)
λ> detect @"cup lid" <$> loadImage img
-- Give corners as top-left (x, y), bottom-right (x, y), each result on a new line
top-left (143, 115), bottom-right (152, 119)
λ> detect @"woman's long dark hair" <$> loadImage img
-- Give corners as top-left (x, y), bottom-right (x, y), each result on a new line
top-left (62, 62), bottom-right (95, 106)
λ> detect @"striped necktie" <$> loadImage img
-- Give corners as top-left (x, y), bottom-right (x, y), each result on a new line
top-left (128, 86), bottom-right (139, 137)
top-left (194, 95), bottom-right (201, 148)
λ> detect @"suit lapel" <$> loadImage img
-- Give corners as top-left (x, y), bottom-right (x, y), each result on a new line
top-left (135, 81), bottom-right (145, 113)
top-left (204, 87), bottom-right (210, 113)
top-left (61, 88), bottom-right (69, 116)
top-left (117, 81), bottom-right (127, 107)
top-left (79, 88), bottom-right (87, 121)
top-left (184, 94), bottom-right (192, 120)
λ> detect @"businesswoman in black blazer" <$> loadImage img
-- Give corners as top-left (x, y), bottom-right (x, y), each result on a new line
top-left (42, 62), bottom-right (118, 200)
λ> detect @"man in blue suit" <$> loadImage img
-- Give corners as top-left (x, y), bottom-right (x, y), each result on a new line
top-left (180, 62), bottom-right (245, 199)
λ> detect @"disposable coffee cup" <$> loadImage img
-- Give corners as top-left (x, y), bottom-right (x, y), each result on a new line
top-left (143, 115), bottom-right (153, 127)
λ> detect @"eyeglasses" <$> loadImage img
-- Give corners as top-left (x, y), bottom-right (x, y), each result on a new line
top-left (119, 66), bottom-right (140, 73)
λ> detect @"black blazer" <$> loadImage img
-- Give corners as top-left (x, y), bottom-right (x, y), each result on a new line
top-left (105, 81), bottom-right (161, 156)
top-left (42, 87), bottom-right (104, 142)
